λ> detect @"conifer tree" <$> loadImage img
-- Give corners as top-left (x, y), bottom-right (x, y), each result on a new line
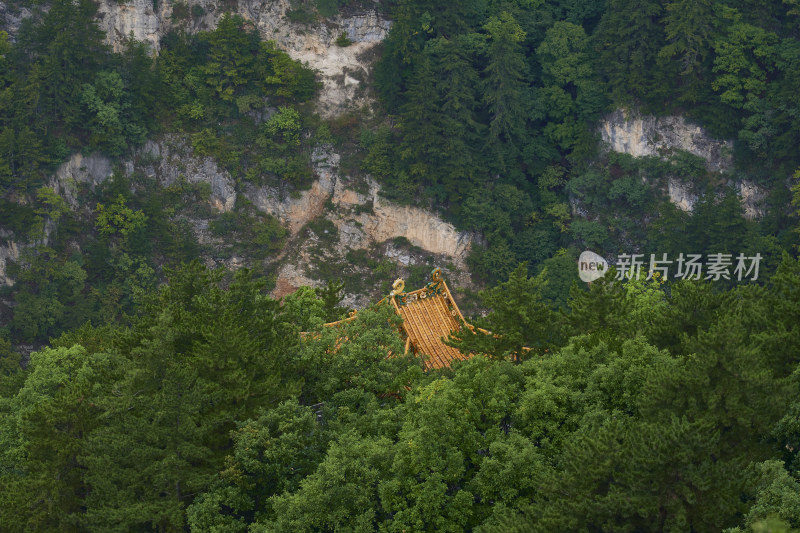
top-left (449, 263), bottom-right (563, 360)
top-left (482, 12), bottom-right (529, 172)
top-left (594, 0), bottom-right (672, 107)
top-left (398, 52), bottom-right (444, 191)
top-left (83, 263), bottom-right (301, 530)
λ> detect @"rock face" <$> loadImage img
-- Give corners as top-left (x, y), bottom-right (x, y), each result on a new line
top-left (47, 138), bottom-right (237, 212)
top-left (96, 0), bottom-right (163, 49)
top-left (40, 140), bottom-right (474, 302)
top-left (242, 144), bottom-right (475, 301)
top-left (739, 180), bottom-right (767, 220)
top-left (136, 137), bottom-right (237, 212)
top-left (1, 0), bottom-right (390, 116)
top-left (667, 178), bottom-right (698, 213)
top-left (245, 146), bottom-right (474, 263)
top-left (245, 148), bottom-right (340, 234)
top-left (50, 153), bottom-right (115, 210)
top-left (600, 109), bottom-right (733, 173)
top-left (0, 239), bottom-right (20, 287)
top-left (600, 108), bottom-right (767, 219)
top-left (91, 0), bottom-right (390, 117)
top-left (0, 1), bottom-right (31, 39)
top-left (330, 181), bottom-right (472, 260)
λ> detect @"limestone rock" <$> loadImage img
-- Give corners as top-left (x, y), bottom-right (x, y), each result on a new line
top-left (95, 0), bottom-right (162, 52)
top-left (667, 178), bottom-right (698, 213)
top-left (244, 148), bottom-right (338, 234)
top-left (0, 1), bottom-right (31, 41)
top-left (272, 261), bottom-right (318, 300)
top-left (0, 240), bottom-right (20, 287)
top-left (50, 153), bottom-right (114, 209)
top-left (600, 108), bottom-right (771, 220)
top-left (2, 0), bottom-right (391, 116)
top-left (138, 137), bottom-right (236, 212)
top-left (738, 180), bottom-right (767, 220)
top-left (600, 108), bottom-right (733, 173)
top-left (244, 150), bottom-right (475, 267)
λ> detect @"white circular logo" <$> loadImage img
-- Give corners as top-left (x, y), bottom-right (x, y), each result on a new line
top-left (578, 251), bottom-right (609, 282)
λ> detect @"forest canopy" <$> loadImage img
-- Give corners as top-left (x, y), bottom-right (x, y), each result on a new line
top-left (1, 0), bottom-right (800, 530)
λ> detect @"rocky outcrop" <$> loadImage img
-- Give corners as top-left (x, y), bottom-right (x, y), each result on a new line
top-left (2, 0), bottom-right (390, 116)
top-left (96, 0), bottom-right (164, 50)
top-left (600, 108), bottom-right (769, 219)
top-left (242, 144), bottom-right (476, 301)
top-left (330, 182), bottom-right (473, 261)
top-left (244, 146), bottom-right (475, 263)
top-left (667, 178), bottom-right (698, 213)
top-left (739, 180), bottom-right (767, 220)
top-left (0, 1), bottom-right (30, 39)
top-left (40, 139), bottom-right (474, 303)
top-left (600, 109), bottom-right (733, 173)
top-left (245, 148), bottom-right (339, 233)
top-left (94, 0), bottom-right (390, 117)
top-left (0, 239), bottom-right (20, 286)
top-left (48, 139), bottom-right (237, 212)
top-left (50, 153), bottom-right (115, 210)
top-left (136, 137), bottom-right (237, 211)
top-left (46, 140), bottom-right (474, 267)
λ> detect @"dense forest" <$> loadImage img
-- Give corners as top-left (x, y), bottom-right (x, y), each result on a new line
top-left (1, 0), bottom-right (800, 530)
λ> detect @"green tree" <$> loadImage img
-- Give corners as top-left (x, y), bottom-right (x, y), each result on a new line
top-left (449, 263), bottom-right (563, 360)
top-left (536, 21), bottom-right (604, 155)
top-left (595, 0), bottom-right (672, 107)
top-left (428, 34), bottom-right (486, 202)
top-left (10, 250), bottom-right (89, 343)
top-left (314, 278), bottom-right (349, 322)
top-left (187, 399), bottom-right (330, 531)
top-left (23, 0), bottom-right (110, 133)
top-left (380, 358), bottom-right (531, 532)
top-left (80, 70), bottom-right (131, 155)
top-left (658, 0), bottom-right (719, 103)
top-left (397, 52), bottom-right (444, 191)
top-left (0, 345), bottom-right (124, 532)
top-left (83, 264), bottom-right (302, 530)
top-left (712, 21), bottom-right (779, 157)
top-left (258, 41), bottom-right (318, 100)
top-left (482, 12), bottom-right (529, 171)
top-left (94, 194), bottom-right (148, 241)
top-left (297, 303), bottom-right (418, 403)
top-left (201, 14), bottom-right (259, 103)
top-left (727, 461), bottom-right (800, 532)
top-left (267, 433), bottom-right (395, 532)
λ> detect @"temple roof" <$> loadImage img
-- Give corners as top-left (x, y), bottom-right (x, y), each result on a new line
top-left (323, 268), bottom-right (472, 370)
top-left (389, 272), bottom-right (471, 369)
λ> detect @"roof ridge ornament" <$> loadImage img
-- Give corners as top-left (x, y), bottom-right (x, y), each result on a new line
top-left (391, 278), bottom-right (405, 296)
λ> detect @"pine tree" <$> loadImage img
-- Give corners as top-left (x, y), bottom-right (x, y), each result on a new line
top-left (398, 52), bottom-right (445, 192)
top-left (429, 35), bottom-right (485, 202)
top-left (83, 263), bottom-right (302, 530)
top-left (25, 0), bottom-right (109, 132)
top-left (482, 12), bottom-right (529, 172)
top-left (594, 0), bottom-right (673, 108)
top-left (449, 263), bottom-right (564, 361)
top-left (658, 0), bottom-right (719, 103)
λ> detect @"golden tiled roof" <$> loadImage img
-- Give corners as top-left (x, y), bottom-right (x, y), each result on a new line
top-left (321, 268), bottom-right (473, 370)
top-left (389, 276), bottom-right (471, 369)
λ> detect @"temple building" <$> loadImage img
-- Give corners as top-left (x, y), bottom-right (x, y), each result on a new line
top-left (323, 268), bottom-right (473, 369)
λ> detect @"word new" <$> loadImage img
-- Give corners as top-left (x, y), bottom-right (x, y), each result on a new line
top-left (578, 250), bottom-right (609, 282)
top-left (615, 253), bottom-right (762, 281)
